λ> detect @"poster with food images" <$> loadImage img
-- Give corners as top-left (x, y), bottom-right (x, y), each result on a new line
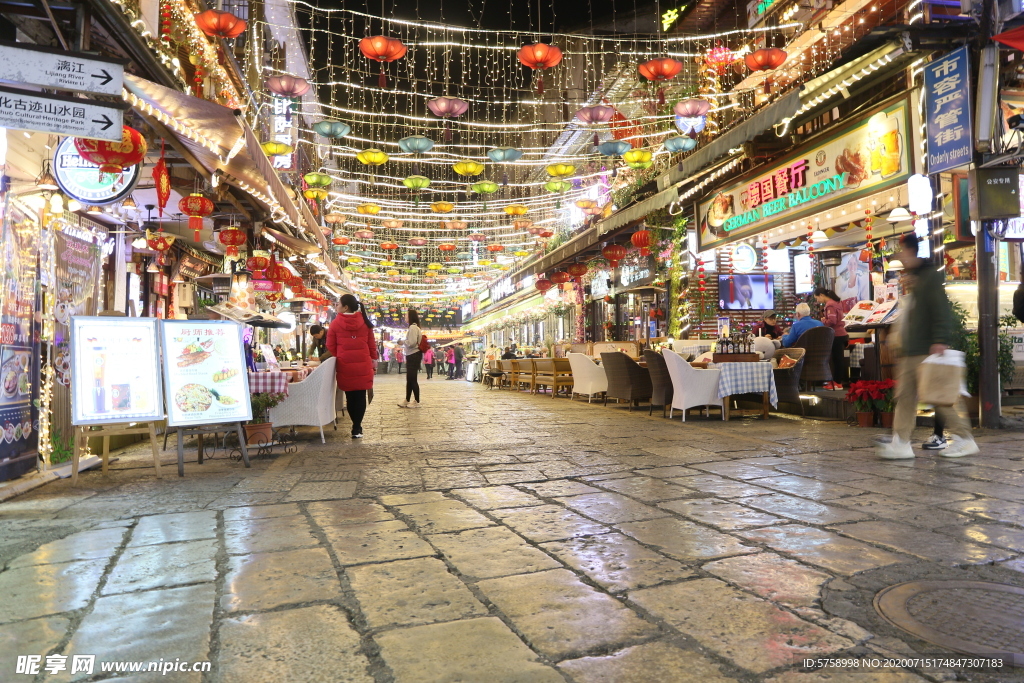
top-left (160, 320), bottom-right (252, 427)
top-left (69, 317), bottom-right (163, 426)
top-left (697, 98), bottom-right (913, 251)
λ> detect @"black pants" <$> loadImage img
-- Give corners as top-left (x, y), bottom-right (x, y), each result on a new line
top-left (447, 361), bottom-right (456, 379)
top-left (425, 362), bottom-right (433, 379)
top-left (406, 351), bottom-right (422, 402)
top-left (830, 335), bottom-right (849, 384)
top-left (345, 390), bottom-right (367, 435)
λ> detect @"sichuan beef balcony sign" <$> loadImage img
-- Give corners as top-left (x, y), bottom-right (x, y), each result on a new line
top-left (697, 98), bottom-right (912, 251)
top-left (924, 46), bottom-right (972, 174)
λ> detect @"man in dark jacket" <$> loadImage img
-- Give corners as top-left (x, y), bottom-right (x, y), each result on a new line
top-left (454, 343), bottom-right (465, 379)
top-left (878, 233), bottom-right (978, 460)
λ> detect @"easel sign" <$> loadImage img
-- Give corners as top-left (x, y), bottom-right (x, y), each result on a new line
top-left (160, 320), bottom-right (253, 427)
top-left (260, 343), bottom-right (280, 371)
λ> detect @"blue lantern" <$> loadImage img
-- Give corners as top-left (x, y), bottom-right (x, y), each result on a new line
top-left (664, 136), bottom-right (698, 153)
top-left (312, 120), bottom-right (351, 138)
top-left (402, 252), bottom-right (417, 261)
top-left (674, 115), bottom-right (706, 135)
top-left (487, 147), bottom-right (523, 185)
top-left (456, 251), bottom-right (472, 261)
top-left (597, 140), bottom-right (630, 157)
top-left (398, 135), bottom-right (435, 154)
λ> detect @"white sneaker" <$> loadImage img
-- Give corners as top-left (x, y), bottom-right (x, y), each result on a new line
top-left (397, 401), bottom-right (408, 408)
top-left (408, 401), bottom-right (420, 408)
top-left (877, 437), bottom-right (915, 460)
top-left (941, 435), bottom-right (979, 458)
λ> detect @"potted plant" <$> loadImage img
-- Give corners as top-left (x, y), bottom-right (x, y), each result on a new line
top-left (876, 379), bottom-right (897, 428)
top-left (846, 381), bottom-right (878, 427)
top-left (245, 392), bottom-right (285, 445)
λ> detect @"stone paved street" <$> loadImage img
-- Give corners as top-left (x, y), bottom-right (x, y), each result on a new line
top-left (2, 374), bottom-right (1024, 682)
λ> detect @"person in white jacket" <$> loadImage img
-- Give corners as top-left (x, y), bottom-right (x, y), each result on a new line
top-left (399, 310), bottom-right (423, 408)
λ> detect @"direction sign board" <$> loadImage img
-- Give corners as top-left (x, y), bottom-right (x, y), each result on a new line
top-left (0, 41), bottom-right (124, 96)
top-left (0, 85), bottom-right (124, 141)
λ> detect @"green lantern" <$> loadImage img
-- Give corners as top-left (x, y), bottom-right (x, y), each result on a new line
top-left (402, 175), bottom-right (431, 204)
top-left (545, 179), bottom-right (571, 208)
top-left (303, 172), bottom-right (332, 188)
top-left (471, 179), bottom-right (499, 209)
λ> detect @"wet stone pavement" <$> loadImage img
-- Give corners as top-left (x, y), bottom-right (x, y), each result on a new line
top-left (2, 374), bottom-right (1024, 682)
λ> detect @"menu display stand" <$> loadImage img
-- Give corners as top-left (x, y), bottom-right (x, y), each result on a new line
top-left (172, 422), bottom-right (250, 477)
top-left (72, 422), bottom-right (162, 485)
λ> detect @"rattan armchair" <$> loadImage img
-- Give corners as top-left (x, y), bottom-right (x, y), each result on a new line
top-left (643, 350), bottom-right (674, 417)
top-left (601, 352), bottom-right (652, 411)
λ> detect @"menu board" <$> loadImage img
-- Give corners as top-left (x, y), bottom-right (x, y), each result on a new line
top-left (260, 344), bottom-right (280, 370)
top-left (160, 320), bottom-right (252, 427)
top-left (69, 317), bottom-right (163, 426)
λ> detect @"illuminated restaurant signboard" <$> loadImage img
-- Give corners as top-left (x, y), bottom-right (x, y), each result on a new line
top-left (697, 98), bottom-right (912, 251)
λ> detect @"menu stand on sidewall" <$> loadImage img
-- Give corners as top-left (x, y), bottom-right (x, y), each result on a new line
top-left (72, 422), bottom-right (161, 485)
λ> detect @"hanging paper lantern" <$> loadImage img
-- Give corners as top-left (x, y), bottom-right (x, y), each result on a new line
top-left (325, 212), bottom-right (346, 225)
top-left (354, 228), bottom-right (374, 239)
top-left (583, 206), bottom-right (604, 216)
top-left (545, 180), bottom-right (571, 195)
top-left (431, 201), bottom-right (455, 213)
top-left (218, 226), bottom-right (246, 258)
top-left (567, 262), bottom-right (588, 280)
top-left (468, 233), bottom-right (487, 242)
top-left (312, 120), bottom-right (351, 139)
top-left (145, 229), bottom-right (175, 253)
top-left (398, 135), bottom-right (434, 154)
top-left (664, 136), bottom-right (698, 153)
top-left (268, 258), bottom-right (291, 283)
top-left (427, 263), bottom-right (443, 270)
top-left (631, 229), bottom-right (652, 256)
top-left (381, 219), bottom-right (404, 229)
top-left (597, 140), bottom-right (631, 157)
top-left (178, 193), bottom-right (214, 241)
top-left (471, 180), bottom-right (499, 195)
top-left (453, 160), bottom-right (485, 177)
top-left (538, 228), bottom-right (555, 238)
top-left (303, 172), bottom-right (332, 188)
top-left (517, 43), bottom-right (563, 93)
top-left (194, 9), bottom-right (246, 38)
top-left (407, 236), bottom-right (429, 247)
top-left (427, 96), bottom-right (469, 140)
top-left (674, 98), bottom-right (711, 118)
top-left (332, 235), bottom-right (350, 246)
top-left (486, 147), bottom-right (523, 163)
top-left (575, 105), bottom-right (615, 124)
top-left (486, 244), bottom-right (505, 253)
top-left (575, 199), bottom-right (597, 210)
top-left (639, 58), bottom-right (682, 82)
top-left (535, 278), bottom-right (554, 293)
top-left (356, 149), bottom-right (389, 166)
top-left (546, 163), bottom-right (576, 178)
top-left (266, 75), bottom-right (310, 97)
top-left (247, 250), bottom-right (271, 278)
top-left (623, 149), bottom-right (653, 169)
top-left (549, 271), bottom-right (571, 285)
top-left (602, 243), bottom-right (627, 268)
top-left (504, 204), bottom-right (529, 216)
top-left (704, 44), bottom-right (735, 75)
top-left (512, 219), bottom-right (533, 231)
top-left (358, 36), bottom-right (407, 87)
top-left (74, 126), bottom-right (147, 176)
top-left (380, 241), bottom-right (399, 251)
top-left (357, 203), bottom-right (381, 215)
top-left (442, 220), bottom-right (468, 231)
top-left (513, 250), bottom-right (530, 258)
top-left (402, 175), bottom-right (431, 191)
top-left (303, 188), bottom-right (327, 201)
top-left (261, 140), bottom-right (293, 156)
top-left (745, 48), bottom-right (787, 72)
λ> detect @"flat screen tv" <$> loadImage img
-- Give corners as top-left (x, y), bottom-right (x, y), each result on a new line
top-left (718, 274), bottom-right (775, 310)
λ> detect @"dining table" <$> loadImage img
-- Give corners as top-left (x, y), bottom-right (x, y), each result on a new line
top-left (247, 366), bottom-right (313, 398)
top-left (713, 361), bottom-right (778, 420)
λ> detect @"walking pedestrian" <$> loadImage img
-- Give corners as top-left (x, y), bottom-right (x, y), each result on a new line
top-left (877, 232), bottom-right (978, 459)
top-left (814, 287), bottom-right (849, 390)
top-left (326, 294), bottom-right (377, 438)
top-left (399, 309), bottom-right (423, 408)
top-left (445, 346), bottom-right (456, 379)
top-left (454, 343), bottom-right (465, 379)
top-left (424, 344), bottom-right (435, 379)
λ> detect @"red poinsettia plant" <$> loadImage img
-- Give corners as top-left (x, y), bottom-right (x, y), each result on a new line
top-left (846, 379), bottom-right (896, 413)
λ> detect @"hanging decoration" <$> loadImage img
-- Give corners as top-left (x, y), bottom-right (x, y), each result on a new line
top-left (575, 105), bottom-right (615, 145)
top-left (398, 135), bottom-right (434, 173)
top-left (545, 180), bottom-right (571, 208)
top-left (358, 36), bottom-right (407, 87)
top-left (638, 58), bottom-right (683, 104)
top-left (602, 243), bottom-right (627, 268)
top-left (631, 229), bottom-right (652, 256)
top-left (549, 271), bottom-right (571, 285)
top-left (74, 126), bottom-right (147, 177)
top-left (535, 278), bottom-right (554, 293)
top-left (261, 140), bottom-right (293, 156)
top-left (152, 141), bottom-right (171, 219)
top-left (178, 193), bottom-right (214, 241)
top-left (194, 9), bottom-right (246, 39)
top-left (704, 44), bottom-right (735, 75)
top-left (427, 96), bottom-right (469, 140)
top-left (312, 120), bottom-right (350, 161)
top-left (545, 163), bottom-right (575, 178)
top-left (623, 148), bottom-right (653, 169)
top-left (218, 225), bottom-right (246, 259)
top-left (745, 48), bottom-right (787, 92)
top-left (431, 201), bottom-right (455, 213)
top-left (761, 235), bottom-right (770, 293)
top-left (357, 203), bottom-right (381, 215)
top-left (504, 204), bottom-right (528, 216)
top-left (381, 218), bottom-right (404, 229)
top-left (664, 136), bottom-right (698, 153)
top-left (517, 42), bottom-right (563, 94)
top-left (452, 159), bottom-right (485, 178)
top-left (486, 147), bottom-right (523, 185)
top-left (266, 75), bottom-right (310, 120)
top-left (247, 250), bottom-right (271, 279)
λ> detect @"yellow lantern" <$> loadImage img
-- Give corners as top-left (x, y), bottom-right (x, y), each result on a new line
top-left (357, 203), bottom-right (381, 215)
top-left (452, 160), bottom-right (485, 177)
top-left (303, 188), bottom-right (328, 201)
top-left (574, 199), bottom-right (597, 210)
top-left (380, 259), bottom-right (396, 267)
top-left (477, 259), bottom-right (492, 266)
top-left (261, 140), bottom-right (293, 156)
top-left (513, 250), bottom-right (530, 257)
top-left (503, 204), bottom-right (529, 216)
top-left (546, 163), bottom-right (576, 177)
top-left (347, 256), bottom-right (363, 264)
top-left (427, 263), bottom-right (443, 270)
top-left (356, 149), bottom-right (389, 166)
top-left (623, 148), bottom-right (653, 169)
top-left (430, 201), bottom-right (455, 213)
top-left (386, 269), bottom-right (400, 276)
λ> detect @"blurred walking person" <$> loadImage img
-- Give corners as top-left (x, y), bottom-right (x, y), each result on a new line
top-left (399, 309), bottom-right (423, 408)
top-left (423, 344), bottom-right (435, 379)
top-left (326, 294), bottom-right (377, 438)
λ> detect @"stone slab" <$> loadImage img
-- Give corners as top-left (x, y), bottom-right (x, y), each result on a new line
top-left (489, 505), bottom-right (608, 543)
top-left (104, 539), bottom-right (217, 595)
top-left (306, 499), bottom-right (394, 527)
top-left (129, 511), bottom-right (217, 547)
top-left (392, 500), bottom-right (495, 534)
top-left (702, 552), bottom-right (831, 609)
top-left (558, 641), bottom-right (738, 683)
top-left (321, 520), bottom-right (436, 566)
top-left (426, 526), bottom-right (561, 580)
top-left (736, 493), bottom-right (871, 525)
top-left (223, 514), bottom-right (318, 555)
top-left (9, 527), bottom-right (127, 567)
top-left (540, 532), bottom-right (693, 592)
top-left (736, 525), bottom-right (909, 575)
top-left (221, 547), bottom-right (341, 612)
top-left (616, 517), bottom-right (757, 562)
top-left (830, 520), bottom-right (1013, 564)
top-left (659, 498), bottom-right (784, 530)
top-left (0, 559), bottom-right (107, 624)
top-left (449, 486), bottom-right (544, 510)
top-left (554, 492), bottom-right (668, 524)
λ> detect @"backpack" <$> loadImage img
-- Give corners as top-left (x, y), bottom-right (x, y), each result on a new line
top-left (418, 333), bottom-right (430, 353)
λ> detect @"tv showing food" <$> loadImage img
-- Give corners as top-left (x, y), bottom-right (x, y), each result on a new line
top-left (718, 274), bottom-right (775, 310)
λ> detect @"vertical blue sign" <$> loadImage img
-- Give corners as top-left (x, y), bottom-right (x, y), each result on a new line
top-left (925, 46), bottom-right (973, 173)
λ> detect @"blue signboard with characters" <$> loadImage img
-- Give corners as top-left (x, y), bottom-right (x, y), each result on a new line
top-left (925, 46), bottom-right (973, 174)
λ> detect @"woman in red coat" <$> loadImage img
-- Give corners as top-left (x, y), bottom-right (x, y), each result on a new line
top-left (326, 294), bottom-right (378, 438)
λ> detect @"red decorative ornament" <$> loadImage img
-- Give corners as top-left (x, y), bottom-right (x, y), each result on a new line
top-left (246, 253), bottom-right (270, 278)
top-left (806, 224), bottom-right (815, 254)
top-left (146, 231), bottom-right (173, 252)
top-left (517, 43), bottom-right (563, 94)
top-left (218, 227), bottom-right (246, 258)
top-left (538, 229), bottom-right (555, 238)
top-left (631, 229), bottom-right (652, 256)
top-left (638, 58), bottom-right (683, 104)
top-left (486, 244), bottom-right (505, 253)
top-left (178, 193), bottom-right (214, 241)
top-left (332, 236), bottom-right (350, 246)
top-left (358, 36), bottom-right (408, 88)
top-left (379, 241), bottom-right (399, 251)
top-left (566, 262), bottom-right (588, 280)
top-left (74, 126), bottom-right (147, 176)
top-left (602, 244), bottom-right (627, 268)
top-left (744, 48), bottom-right (787, 72)
top-left (159, 0), bottom-right (172, 43)
top-left (535, 278), bottom-right (554, 293)
top-left (152, 142), bottom-right (170, 218)
top-left (268, 257), bottom-right (291, 283)
top-left (705, 44), bottom-right (735, 75)
top-left (549, 271), bottom-right (571, 285)
top-left (195, 9), bottom-right (246, 38)
top-left (438, 243), bottom-right (458, 252)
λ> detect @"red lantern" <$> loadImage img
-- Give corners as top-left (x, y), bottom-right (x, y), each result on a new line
top-left (638, 58), bottom-right (683, 105)
top-left (602, 244), bottom-right (627, 267)
top-left (379, 241), bottom-right (399, 251)
top-left (246, 253), bottom-right (270, 278)
top-left (567, 263), bottom-right (588, 280)
top-left (549, 271), bottom-right (571, 285)
top-left (538, 229), bottom-right (555, 238)
top-left (705, 44), bottom-right (735, 75)
top-left (74, 126), bottom-right (147, 176)
top-left (359, 36), bottom-right (408, 88)
top-left (146, 230), bottom-right (174, 252)
top-left (194, 9), bottom-right (246, 39)
top-left (178, 193), bottom-right (214, 241)
top-left (517, 43), bottom-right (563, 93)
top-left (218, 227), bottom-right (246, 258)
top-left (535, 278), bottom-right (554, 293)
top-left (152, 143), bottom-right (170, 218)
top-left (744, 48), bottom-right (787, 72)
top-left (486, 244), bottom-right (505, 253)
top-left (332, 236), bottom-right (350, 245)
top-left (631, 229), bottom-right (652, 256)
top-left (268, 258), bottom-right (291, 283)
top-left (291, 284), bottom-right (306, 298)
top-left (438, 243), bottom-right (458, 252)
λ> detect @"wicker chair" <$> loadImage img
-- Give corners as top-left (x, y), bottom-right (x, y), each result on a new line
top-left (772, 347), bottom-right (807, 415)
top-left (663, 349), bottom-right (724, 420)
top-left (791, 326), bottom-right (835, 387)
top-left (601, 352), bottom-right (652, 411)
top-left (268, 358), bottom-right (337, 443)
top-left (643, 350), bottom-right (674, 417)
top-left (567, 353), bottom-right (607, 402)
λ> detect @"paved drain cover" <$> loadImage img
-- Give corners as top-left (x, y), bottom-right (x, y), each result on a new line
top-left (875, 580), bottom-right (1024, 655)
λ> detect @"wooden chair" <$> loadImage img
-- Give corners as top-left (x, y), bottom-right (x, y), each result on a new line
top-left (497, 360), bottom-right (513, 389)
top-left (532, 359), bottom-right (555, 394)
top-left (772, 348), bottom-right (807, 415)
top-left (600, 352), bottom-right (652, 411)
top-left (792, 326), bottom-right (835, 387)
top-left (642, 350), bottom-right (674, 417)
top-left (551, 357), bottom-right (574, 398)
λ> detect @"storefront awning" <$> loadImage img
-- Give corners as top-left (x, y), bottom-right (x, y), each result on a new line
top-left (262, 227), bottom-right (322, 255)
top-left (595, 185), bottom-right (679, 234)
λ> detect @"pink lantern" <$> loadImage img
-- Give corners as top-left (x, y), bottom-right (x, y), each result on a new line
top-left (408, 236), bottom-right (428, 246)
top-left (427, 96), bottom-right (469, 141)
top-left (575, 105), bottom-right (615, 124)
top-left (355, 229), bottom-right (374, 239)
top-left (674, 98), bottom-right (711, 117)
top-left (468, 233), bottom-right (487, 242)
top-left (442, 220), bottom-right (468, 231)
top-left (266, 75), bottom-right (310, 97)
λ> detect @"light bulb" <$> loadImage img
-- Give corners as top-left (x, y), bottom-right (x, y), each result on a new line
top-left (49, 194), bottom-right (64, 213)
top-left (66, 199), bottom-right (81, 212)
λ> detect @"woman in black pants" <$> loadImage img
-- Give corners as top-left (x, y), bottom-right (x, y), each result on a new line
top-left (398, 309), bottom-right (423, 408)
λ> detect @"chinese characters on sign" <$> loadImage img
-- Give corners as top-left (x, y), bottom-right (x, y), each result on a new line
top-left (925, 46), bottom-right (973, 174)
top-left (270, 96), bottom-right (296, 170)
top-left (0, 85), bottom-right (123, 141)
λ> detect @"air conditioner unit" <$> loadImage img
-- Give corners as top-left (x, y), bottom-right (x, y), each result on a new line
top-left (175, 283), bottom-right (194, 309)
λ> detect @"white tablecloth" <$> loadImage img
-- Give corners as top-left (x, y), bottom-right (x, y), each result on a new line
top-left (714, 362), bottom-right (778, 407)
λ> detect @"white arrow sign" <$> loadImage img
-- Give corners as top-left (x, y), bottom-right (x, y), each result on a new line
top-left (0, 85), bottom-right (125, 141)
top-left (0, 41), bottom-right (124, 96)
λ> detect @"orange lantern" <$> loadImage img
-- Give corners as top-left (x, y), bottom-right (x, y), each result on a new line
top-left (535, 278), bottom-right (554, 293)
top-left (194, 9), bottom-right (246, 39)
top-left (549, 271), bottom-right (570, 285)
top-left (602, 243), bottom-right (627, 267)
top-left (178, 193), bottom-right (215, 241)
top-left (332, 235), bottom-right (350, 245)
top-left (359, 36), bottom-right (407, 87)
top-left (744, 48), bottom-right (787, 71)
top-left (513, 219), bottom-right (533, 230)
top-left (638, 58), bottom-right (683, 104)
top-left (631, 229), bottom-right (652, 256)
top-left (380, 241), bottom-right (399, 251)
top-left (438, 243), bottom-right (457, 253)
top-left (74, 126), bottom-right (147, 176)
top-left (218, 227), bottom-right (246, 258)
top-left (517, 43), bottom-right (563, 93)
top-left (486, 244), bottom-right (505, 253)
